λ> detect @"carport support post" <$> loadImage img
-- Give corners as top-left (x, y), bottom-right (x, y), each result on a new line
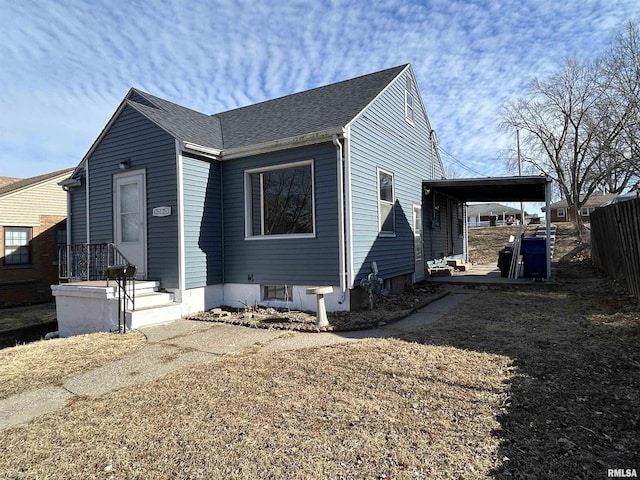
top-left (545, 177), bottom-right (552, 279)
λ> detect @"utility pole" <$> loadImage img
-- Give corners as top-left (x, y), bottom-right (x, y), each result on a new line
top-left (517, 129), bottom-right (524, 225)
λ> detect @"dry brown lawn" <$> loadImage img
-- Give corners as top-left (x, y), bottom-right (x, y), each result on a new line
top-left (468, 224), bottom-right (522, 264)
top-left (1, 338), bottom-right (511, 479)
top-left (404, 281), bottom-right (640, 478)
top-left (1, 224), bottom-right (638, 479)
top-left (0, 331), bottom-right (145, 400)
top-left (467, 223), bottom-right (584, 266)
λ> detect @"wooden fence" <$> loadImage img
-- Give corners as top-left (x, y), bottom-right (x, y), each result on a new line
top-left (590, 197), bottom-right (640, 302)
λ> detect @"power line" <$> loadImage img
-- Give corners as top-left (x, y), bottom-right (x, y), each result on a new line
top-left (438, 145), bottom-right (487, 177)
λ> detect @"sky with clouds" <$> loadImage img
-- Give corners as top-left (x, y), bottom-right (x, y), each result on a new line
top-left (1, 0), bottom-right (638, 188)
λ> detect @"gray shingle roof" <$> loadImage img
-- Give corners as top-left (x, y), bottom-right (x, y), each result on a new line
top-left (545, 192), bottom-right (618, 209)
top-left (467, 203), bottom-right (523, 217)
top-left (127, 90), bottom-right (224, 149)
top-left (214, 64), bottom-right (408, 149)
top-left (0, 168), bottom-right (74, 198)
top-left (125, 64), bottom-right (408, 151)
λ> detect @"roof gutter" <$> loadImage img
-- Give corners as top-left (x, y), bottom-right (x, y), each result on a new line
top-left (181, 142), bottom-right (222, 159)
top-left (58, 177), bottom-right (81, 190)
top-left (221, 127), bottom-right (344, 160)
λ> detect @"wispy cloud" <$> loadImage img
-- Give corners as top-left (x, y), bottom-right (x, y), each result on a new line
top-left (0, 0), bottom-right (637, 179)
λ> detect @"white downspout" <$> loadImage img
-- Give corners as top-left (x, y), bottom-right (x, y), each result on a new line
top-left (176, 140), bottom-right (186, 298)
top-left (333, 133), bottom-right (347, 302)
top-left (344, 126), bottom-right (354, 289)
top-left (65, 186), bottom-right (72, 277)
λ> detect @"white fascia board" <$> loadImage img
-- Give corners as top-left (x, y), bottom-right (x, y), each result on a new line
top-left (221, 127), bottom-right (344, 160)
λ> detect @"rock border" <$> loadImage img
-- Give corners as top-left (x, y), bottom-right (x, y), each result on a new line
top-left (186, 291), bottom-right (449, 333)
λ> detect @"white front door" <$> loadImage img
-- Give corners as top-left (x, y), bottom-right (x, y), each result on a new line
top-left (413, 205), bottom-right (425, 282)
top-left (114, 172), bottom-right (147, 278)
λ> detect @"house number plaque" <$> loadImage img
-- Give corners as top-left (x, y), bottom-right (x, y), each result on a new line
top-left (152, 206), bottom-right (171, 217)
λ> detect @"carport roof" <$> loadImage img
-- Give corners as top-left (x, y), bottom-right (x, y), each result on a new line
top-left (422, 176), bottom-right (551, 202)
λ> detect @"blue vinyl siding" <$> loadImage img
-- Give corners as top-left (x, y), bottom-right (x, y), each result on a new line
top-left (349, 69), bottom-right (443, 284)
top-left (87, 105), bottom-right (179, 287)
top-left (222, 143), bottom-right (340, 286)
top-left (183, 156), bottom-right (223, 288)
top-left (69, 171), bottom-right (86, 243)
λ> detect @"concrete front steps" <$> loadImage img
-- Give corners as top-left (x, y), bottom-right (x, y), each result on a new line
top-left (52, 279), bottom-right (182, 337)
top-left (124, 281), bottom-right (182, 330)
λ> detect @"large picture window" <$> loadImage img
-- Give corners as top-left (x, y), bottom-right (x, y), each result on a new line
top-left (246, 161), bottom-right (314, 237)
top-left (4, 227), bottom-right (32, 265)
top-left (378, 169), bottom-right (395, 235)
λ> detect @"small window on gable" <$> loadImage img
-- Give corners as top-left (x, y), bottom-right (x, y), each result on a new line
top-left (4, 227), bottom-right (32, 265)
top-left (557, 207), bottom-right (566, 218)
top-left (245, 161), bottom-right (315, 238)
top-left (405, 90), bottom-right (415, 125)
top-left (378, 169), bottom-right (395, 235)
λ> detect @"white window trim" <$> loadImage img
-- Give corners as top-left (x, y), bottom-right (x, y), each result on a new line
top-left (244, 160), bottom-right (316, 240)
top-left (377, 167), bottom-right (396, 237)
top-left (413, 204), bottom-right (423, 261)
top-left (405, 90), bottom-right (415, 126)
top-left (3, 226), bottom-right (32, 266)
top-left (262, 284), bottom-right (290, 302)
top-left (557, 207), bottom-right (566, 218)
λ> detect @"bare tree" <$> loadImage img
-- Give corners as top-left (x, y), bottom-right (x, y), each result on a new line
top-left (501, 21), bottom-right (640, 234)
top-left (600, 20), bottom-right (640, 188)
top-left (502, 60), bottom-right (613, 229)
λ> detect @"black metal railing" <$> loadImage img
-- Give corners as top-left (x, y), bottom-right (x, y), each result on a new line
top-left (58, 243), bottom-right (133, 282)
top-left (58, 243), bottom-right (138, 330)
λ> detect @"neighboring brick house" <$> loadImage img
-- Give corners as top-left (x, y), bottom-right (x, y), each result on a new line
top-left (542, 192), bottom-right (618, 223)
top-left (0, 168), bottom-right (74, 307)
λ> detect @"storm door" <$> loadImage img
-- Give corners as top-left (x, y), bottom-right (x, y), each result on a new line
top-left (113, 171), bottom-right (147, 278)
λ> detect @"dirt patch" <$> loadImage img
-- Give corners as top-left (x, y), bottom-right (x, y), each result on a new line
top-left (468, 225), bottom-right (523, 264)
top-left (0, 302), bottom-right (56, 333)
top-left (187, 284), bottom-right (447, 332)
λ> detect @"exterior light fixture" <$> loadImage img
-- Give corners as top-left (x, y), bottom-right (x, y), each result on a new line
top-left (119, 159), bottom-right (131, 170)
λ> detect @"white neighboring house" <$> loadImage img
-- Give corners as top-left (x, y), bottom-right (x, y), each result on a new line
top-left (467, 203), bottom-right (525, 227)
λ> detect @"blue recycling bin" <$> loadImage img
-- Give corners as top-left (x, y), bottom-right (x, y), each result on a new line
top-left (521, 237), bottom-right (547, 278)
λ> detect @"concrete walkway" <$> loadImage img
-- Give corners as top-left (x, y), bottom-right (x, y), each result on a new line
top-left (0, 285), bottom-right (477, 430)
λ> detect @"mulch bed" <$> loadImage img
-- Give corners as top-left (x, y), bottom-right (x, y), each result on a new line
top-left (186, 285), bottom-right (447, 332)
